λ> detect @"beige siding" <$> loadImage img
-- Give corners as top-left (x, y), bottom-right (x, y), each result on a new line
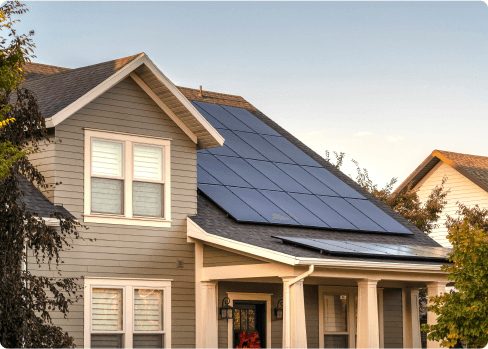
top-left (416, 162), bottom-right (488, 247)
top-left (383, 288), bottom-right (403, 348)
top-left (27, 139), bottom-right (56, 201)
top-left (203, 245), bottom-right (266, 267)
top-left (29, 77), bottom-right (198, 347)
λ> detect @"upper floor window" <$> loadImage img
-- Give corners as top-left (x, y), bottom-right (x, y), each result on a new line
top-left (84, 129), bottom-right (171, 227)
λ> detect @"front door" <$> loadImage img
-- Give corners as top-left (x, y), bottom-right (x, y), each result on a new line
top-left (233, 301), bottom-right (266, 348)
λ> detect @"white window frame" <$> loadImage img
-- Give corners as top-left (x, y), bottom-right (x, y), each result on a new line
top-left (318, 286), bottom-right (384, 349)
top-left (84, 129), bottom-right (171, 227)
top-left (84, 277), bottom-right (172, 348)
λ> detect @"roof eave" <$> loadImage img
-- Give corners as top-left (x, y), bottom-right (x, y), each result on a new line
top-left (45, 54), bottom-right (224, 149)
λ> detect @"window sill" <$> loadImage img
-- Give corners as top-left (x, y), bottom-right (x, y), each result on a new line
top-left (83, 214), bottom-right (172, 227)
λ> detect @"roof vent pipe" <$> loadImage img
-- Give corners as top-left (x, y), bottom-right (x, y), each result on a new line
top-left (198, 85), bottom-right (203, 98)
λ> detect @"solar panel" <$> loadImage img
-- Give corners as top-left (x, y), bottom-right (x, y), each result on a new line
top-left (318, 196), bottom-right (386, 233)
top-left (259, 190), bottom-right (330, 228)
top-left (216, 156), bottom-right (282, 191)
top-left (345, 198), bottom-right (413, 235)
top-left (261, 135), bottom-right (322, 167)
top-left (234, 131), bottom-right (295, 164)
top-left (217, 130), bottom-right (267, 161)
top-left (302, 166), bottom-right (365, 199)
top-left (195, 102), bottom-right (415, 235)
top-left (193, 101), bottom-right (253, 132)
top-left (274, 163), bottom-right (339, 196)
top-left (227, 187), bottom-right (298, 224)
top-left (198, 153), bottom-right (252, 188)
top-left (287, 193), bottom-right (357, 230)
top-left (274, 236), bottom-right (450, 262)
top-left (198, 184), bottom-right (267, 223)
top-left (246, 159), bottom-right (311, 194)
top-left (221, 105), bottom-right (281, 136)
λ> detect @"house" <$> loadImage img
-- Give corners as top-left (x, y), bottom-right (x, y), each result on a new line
top-left (395, 150), bottom-right (488, 248)
top-left (22, 53), bottom-right (450, 349)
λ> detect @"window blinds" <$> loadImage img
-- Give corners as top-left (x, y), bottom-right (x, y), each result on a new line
top-left (91, 178), bottom-right (124, 214)
top-left (134, 289), bottom-right (164, 332)
top-left (92, 288), bottom-right (123, 331)
top-left (134, 145), bottom-right (163, 181)
top-left (92, 141), bottom-right (123, 177)
top-left (133, 182), bottom-right (163, 217)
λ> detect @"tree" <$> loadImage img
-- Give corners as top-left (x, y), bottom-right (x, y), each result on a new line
top-left (325, 150), bottom-right (448, 234)
top-left (421, 204), bottom-right (488, 348)
top-left (0, 2), bottom-right (85, 347)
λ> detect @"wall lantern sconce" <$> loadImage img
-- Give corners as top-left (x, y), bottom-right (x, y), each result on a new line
top-left (220, 297), bottom-right (233, 319)
top-left (275, 299), bottom-right (283, 320)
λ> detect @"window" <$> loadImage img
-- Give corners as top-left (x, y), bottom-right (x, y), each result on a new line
top-left (84, 129), bottom-right (171, 227)
top-left (323, 294), bottom-right (349, 348)
top-left (84, 278), bottom-right (171, 348)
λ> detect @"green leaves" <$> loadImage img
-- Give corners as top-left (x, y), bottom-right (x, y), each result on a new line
top-left (422, 207), bottom-right (488, 348)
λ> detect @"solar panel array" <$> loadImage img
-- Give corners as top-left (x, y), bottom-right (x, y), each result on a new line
top-left (274, 236), bottom-right (451, 262)
top-left (194, 101), bottom-right (413, 235)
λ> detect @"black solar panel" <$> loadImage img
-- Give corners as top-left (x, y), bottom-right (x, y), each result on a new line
top-left (195, 102), bottom-right (414, 235)
top-left (274, 236), bottom-right (451, 262)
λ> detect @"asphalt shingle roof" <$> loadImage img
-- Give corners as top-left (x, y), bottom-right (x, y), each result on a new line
top-left (22, 54), bottom-right (142, 119)
top-left (18, 177), bottom-right (74, 219)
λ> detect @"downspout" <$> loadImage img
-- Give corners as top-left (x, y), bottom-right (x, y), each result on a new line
top-left (284, 265), bottom-right (314, 349)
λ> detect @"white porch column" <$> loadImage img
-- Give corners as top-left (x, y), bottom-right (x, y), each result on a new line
top-left (195, 241), bottom-right (218, 348)
top-left (403, 288), bottom-right (422, 349)
top-left (357, 279), bottom-right (380, 348)
top-left (426, 282), bottom-right (448, 349)
top-left (282, 277), bottom-right (308, 349)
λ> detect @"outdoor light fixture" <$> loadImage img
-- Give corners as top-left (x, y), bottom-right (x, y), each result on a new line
top-left (275, 299), bottom-right (283, 320)
top-left (220, 297), bottom-right (233, 319)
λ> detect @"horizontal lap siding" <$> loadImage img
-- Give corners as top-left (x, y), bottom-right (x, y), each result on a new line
top-left (29, 77), bottom-right (198, 347)
top-left (27, 140), bottom-right (55, 201)
top-left (416, 162), bottom-right (488, 247)
top-left (383, 288), bottom-right (403, 348)
top-left (203, 245), bottom-right (265, 267)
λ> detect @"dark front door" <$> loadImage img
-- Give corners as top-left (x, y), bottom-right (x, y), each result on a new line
top-left (233, 301), bottom-right (266, 348)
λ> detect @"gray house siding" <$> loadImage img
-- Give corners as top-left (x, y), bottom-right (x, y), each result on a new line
top-left (383, 288), bottom-right (404, 348)
top-left (203, 245), bottom-right (266, 267)
top-left (29, 76), bottom-right (198, 347)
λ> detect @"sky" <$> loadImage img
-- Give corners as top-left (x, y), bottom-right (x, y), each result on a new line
top-left (17, 1), bottom-right (488, 188)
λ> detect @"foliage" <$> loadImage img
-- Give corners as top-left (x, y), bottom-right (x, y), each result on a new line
top-left (421, 204), bottom-right (488, 348)
top-left (0, 0), bottom-right (36, 180)
top-left (325, 150), bottom-right (448, 235)
top-left (236, 331), bottom-right (261, 348)
top-left (0, 1), bottom-right (84, 347)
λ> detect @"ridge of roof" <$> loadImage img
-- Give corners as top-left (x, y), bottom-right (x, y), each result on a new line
top-left (188, 93), bottom-right (441, 248)
top-left (395, 149), bottom-right (488, 195)
top-left (23, 62), bottom-right (71, 81)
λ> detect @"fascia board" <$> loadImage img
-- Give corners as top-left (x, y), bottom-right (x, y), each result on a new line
top-left (142, 56), bottom-right (225, 147)
top-left (46, 53), bottom-right (146, 128)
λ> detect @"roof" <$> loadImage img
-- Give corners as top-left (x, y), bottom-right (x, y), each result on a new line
top-left (18, 177), bottom-right (74, 220)
top-left (22, 55), bottom-right (224, 149)
top-left (395, 149), bottom-right (488, 194)
top-left (185, 88), bottom-right (444, 263)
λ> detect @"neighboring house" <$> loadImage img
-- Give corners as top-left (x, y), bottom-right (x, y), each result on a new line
top-left (395, 150), bottom-right (488, 248)
top-left (21, 54), bottom-right (450, 349)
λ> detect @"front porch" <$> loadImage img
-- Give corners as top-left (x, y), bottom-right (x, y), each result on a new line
top-left (192, 240), bottom-right (448, 349)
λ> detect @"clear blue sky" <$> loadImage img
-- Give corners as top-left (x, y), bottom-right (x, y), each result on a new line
top-left (19, 1), bottom-right (488, 188)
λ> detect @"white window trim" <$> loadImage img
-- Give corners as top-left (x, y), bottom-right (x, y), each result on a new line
top-left (84, 277), bottom-right (172, 348)
top-left (84, 129), bottom-right (172, 227)
top-left (226, 292), bottom-right (272, 349)
top-left (318, 286), bottom-right (384, 349)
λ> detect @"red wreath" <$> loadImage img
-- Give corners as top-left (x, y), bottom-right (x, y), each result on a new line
top-left (236, 331), bottom-right (261, 348)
